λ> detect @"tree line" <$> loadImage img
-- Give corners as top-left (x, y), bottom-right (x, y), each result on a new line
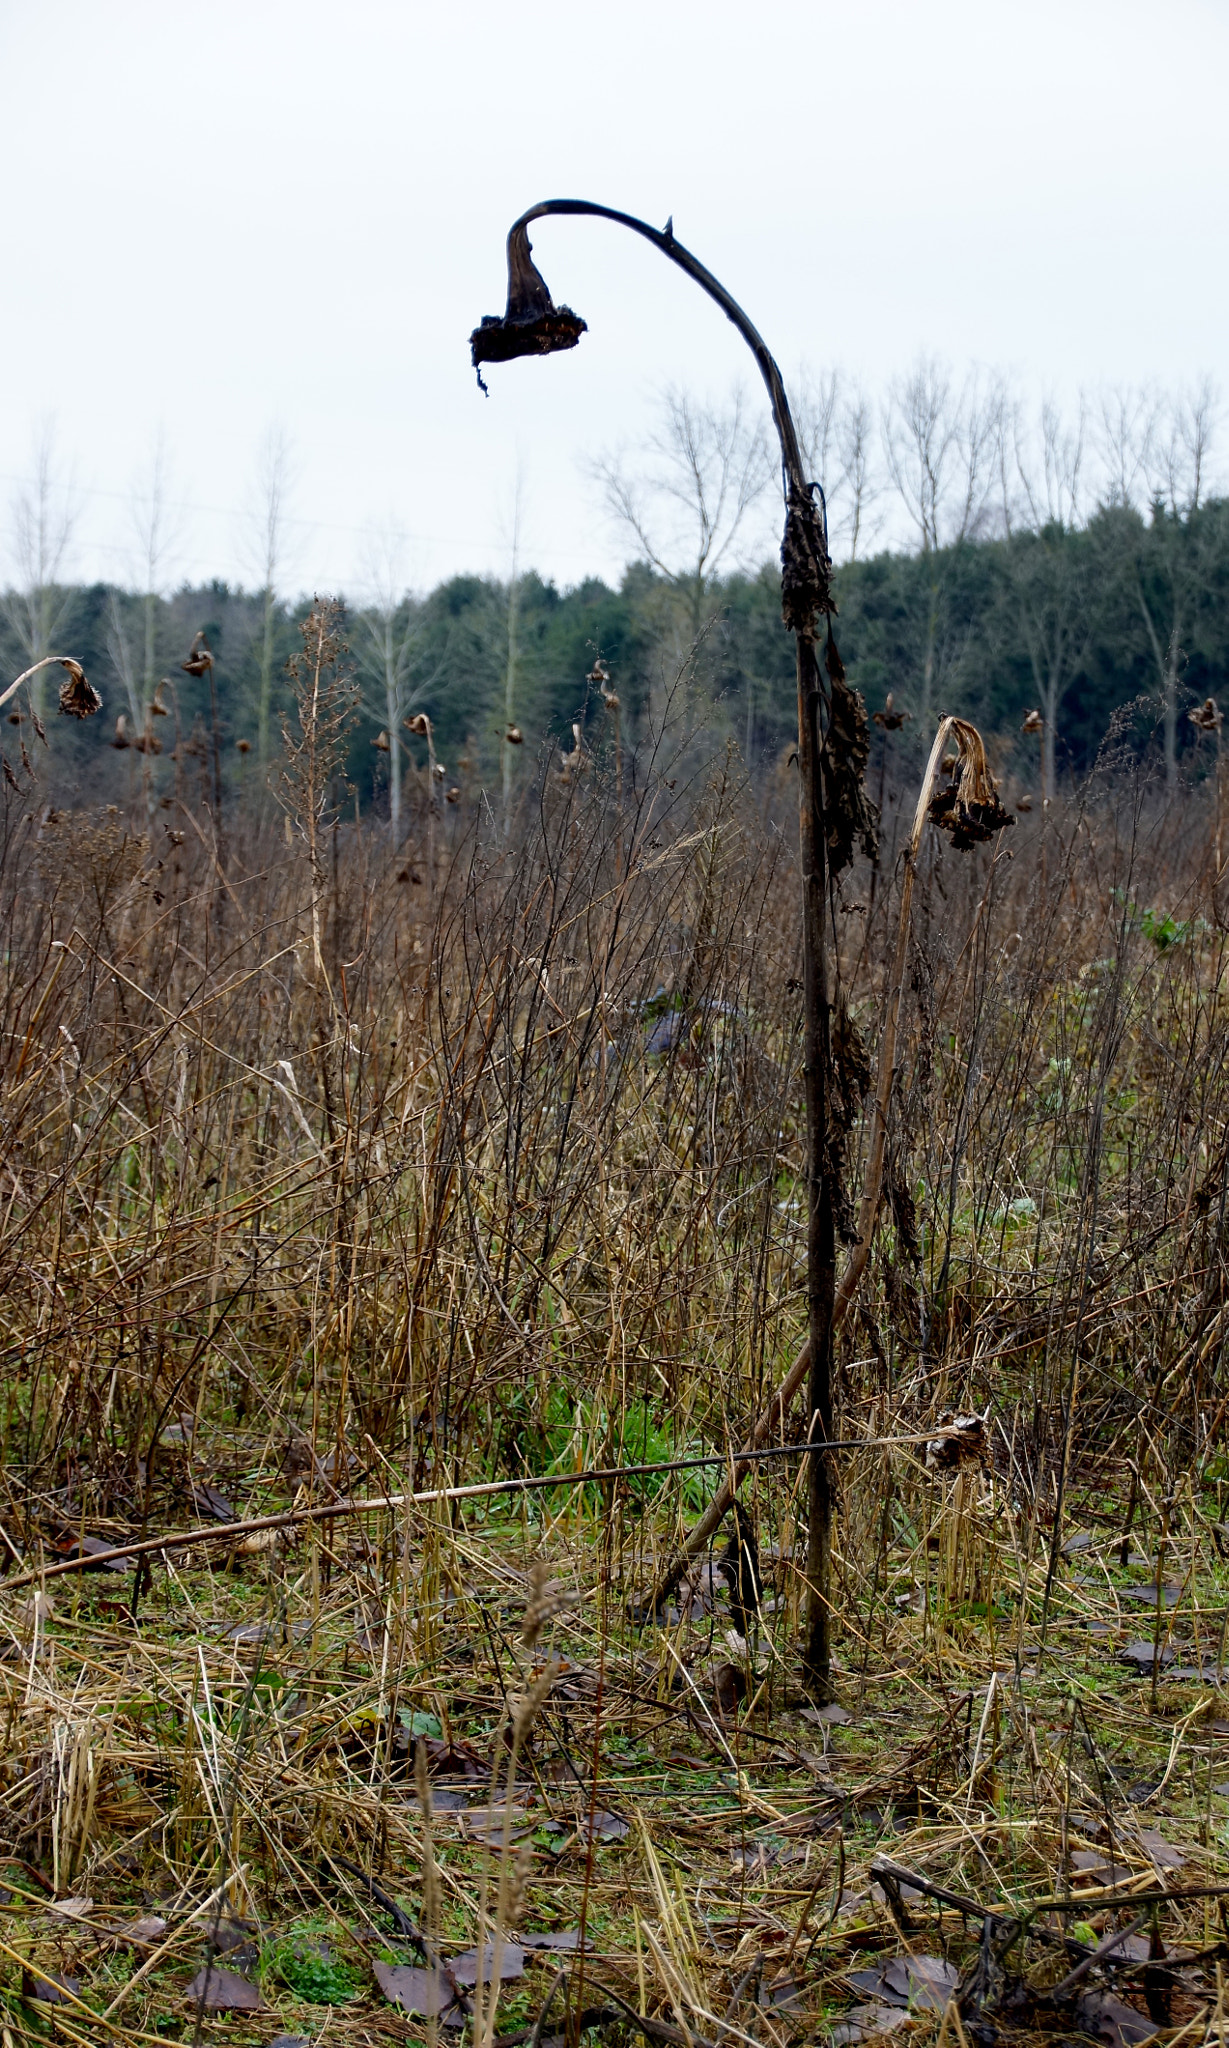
top-left (2, 370), bottom-right (1225, 814)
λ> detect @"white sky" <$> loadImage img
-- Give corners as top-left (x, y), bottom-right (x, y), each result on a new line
top-left (1, 0), bottom-right (1226, 600)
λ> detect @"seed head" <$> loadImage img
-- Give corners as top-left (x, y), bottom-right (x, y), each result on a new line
top-left (521, 1559), bottom-right (576, 1647)
top-left (58, 659), bottom-right (102, 720)
top-left (180, 632), bottom-right (214, 679)
top-left (927, 718), bottom-right (1014, 849)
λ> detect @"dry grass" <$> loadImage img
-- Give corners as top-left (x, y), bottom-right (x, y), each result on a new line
top-left (2, 653), bottom-right (1229, 2046)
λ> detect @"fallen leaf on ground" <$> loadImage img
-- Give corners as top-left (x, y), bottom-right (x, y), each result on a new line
top-left (580, 1809), bottom-right (629, 1843)
top-left (373, 1961), bottom-right (455, 2016)
top-left (183, 1964), bottom-right (264, 2011)
top-left (23, 1969), bottom-right (81, 2004)
top-left (55, 1534), bottom-right (130, 1571)
top-left (801, 1702), bottom-right (853, 1725)
top-left (48, 1895), bottom-right (93, 1918)
top-left (1071, 1850), bottom-right (1134, 1884)
top-left (764, 1972), bottom-right (804, 2010)
top-left (410, 1785), bottom-right (467, 1811)
top-left (831, 2001), bottom-right (912, 2042)
top-left (118, 1914), bottom-right (167, 1944)
top-left (1139, 1831), bottom-right (1186, 1869)
top-left (520, 1930), bottom-right (582, 1951)
top-left (462, 1808), bottom-right (529, 1846)
top-left (447, 1943), bottom-right (525, 1987)
top-left (1078, 1990), bottom-right (1158, 2047)
top-left (189, 1482), bottom-right (235, 1521)
top-left (1121, 1642), bottom-right (1175, 1670)
top-left (847, 1956), bottom-right (959, 2012)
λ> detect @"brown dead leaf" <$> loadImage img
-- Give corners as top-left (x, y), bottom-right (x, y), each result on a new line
top-left (23, 1968), bottom-right (81, 2005)
top-left (183, 1964), bottom-right (264, 2011)
top-left (374, 1960), bottom-right (455, 2016)
top-left (448, 1943), bottom-right (525, 1987)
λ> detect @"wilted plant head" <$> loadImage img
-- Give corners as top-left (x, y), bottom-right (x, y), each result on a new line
top-left (924, 1409), bottom-right (989, 1472)
top-left (469, 220), bottom-right (587, 388)
top-left (180, 631), bottom-right (214, 679)
top-left (924, 716), bottom-right (1014, 850)
top-left (1189, 697), bottom-right (1223, 733)
top-left (406, 712), bottom-right (432, 738)
top-left (374, 730), bottom-right (391, 752)
top-left (873, 692), bottom-right (909, 732)
top-left (505, 724), bottom-right (523, 745)
top-left (57, 659), bottom-right (102, 720)
top-left (111, 716), bottom-right (131, 751)
top-left (1021, 707), bottom-right (1044, 735)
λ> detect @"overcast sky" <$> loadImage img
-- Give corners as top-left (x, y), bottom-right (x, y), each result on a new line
top-left (1, 0), bottom-right (1226, 601)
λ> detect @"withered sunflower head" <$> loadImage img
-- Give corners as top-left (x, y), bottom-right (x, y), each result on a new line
top-left (470, 222), bottom-right (586, 385)
top-left (927, 717), bottom-right (1014, 850)
top-left (58, 659), bottom-right (102, 720)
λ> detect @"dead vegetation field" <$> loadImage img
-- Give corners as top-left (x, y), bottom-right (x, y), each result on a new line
top-left (3, 639), bottom-right (1229, 2048)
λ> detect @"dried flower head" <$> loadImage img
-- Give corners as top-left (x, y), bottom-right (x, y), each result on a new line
top-left (1189, 697), bottom-right (1223, 733)
top-left (470, 221), bottom-right (587, 388)
top-left (149, 681), bottom-right (170, 716)
top-left (927, 718), bottom-right (1014, 849)
top-left (58, 659), bottom-right (102, 720)
top-left (925, 1410), bottom-right (989, 1472)
top-left (236, 737), bottom-right (251, 753)
top-left (505, 724), bottom-right (523, 745)
top-left (111, 716), bottom-right (131, 751)
top-left (873, 692), bottom-right (909, 731)
top-left (1021, 708), bottom-right (1044, 735)
top-left (180, 632), bottom-right (214, 679)
top-left (406, 712), bottom-right (431, 738)
top-left (1017, 792), bottom-right (1033, 812)
top-left (445, 785), bottom-right (461, 804)
top-left (374, 730), bottom-right (391, 752)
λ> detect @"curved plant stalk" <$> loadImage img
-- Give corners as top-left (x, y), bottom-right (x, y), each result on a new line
top-left (0, 653), bottom-right (101, 723)
top-left (472, 197), bottom-right (867, 1694)
top-left (647, 715), bottom-right (1004, 1612)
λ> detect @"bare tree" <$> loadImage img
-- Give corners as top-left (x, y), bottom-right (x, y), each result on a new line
top-left (3, 421), bottom-right (78, 721)
top-left (883, 359), bottom-right (1004, 724)
top-left (590, 384), bottom-right (773, 640)
top-left (794, 368), bottom-right (882, 562)
top-left (1094, 379), bottom-right (1221, 785)
top-left (243, 427), bottom-right (296, 769)
top-left (1095, 383), bottom-right (1159, 511)
top-left (355, 526), bottom-right (426, 843)
top-left (998, 393), bottom-right (1093, 800)
top-left (130, 430), bottom-right (180, 701)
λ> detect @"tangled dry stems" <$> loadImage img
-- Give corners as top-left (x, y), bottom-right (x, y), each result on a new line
top-left (1, 710), bottom-right (1229, 2045)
